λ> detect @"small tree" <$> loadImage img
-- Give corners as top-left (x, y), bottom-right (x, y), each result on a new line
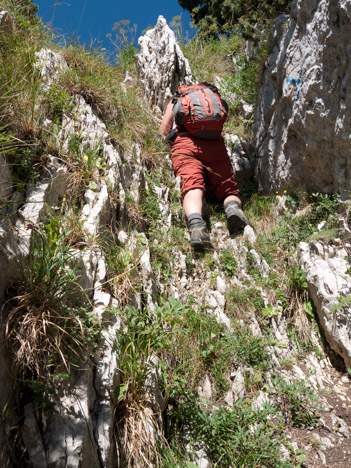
top-left (178, 0), bottom-right (292, 39)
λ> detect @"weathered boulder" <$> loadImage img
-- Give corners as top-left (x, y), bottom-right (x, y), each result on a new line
top-left (136, 15), bottom-right (193, 113)
top-left (254, 0), bottom-right (351, 199)
top-left (35, 48), bottom-right (68, 89)
top-left (298, 238), bottom-right (351, 367)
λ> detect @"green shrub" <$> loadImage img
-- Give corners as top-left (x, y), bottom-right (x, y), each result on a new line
top-left (268, 377), bottom-right (320, 427)
top-left (226, 286), bottom-right (265, 319)
top-left (178, 0), bottom-right (291, 41)
top-left (268, 193), bottom-right (339, 250)
top-left (220, 249), bottom-right (238, 277)
top-left (167, 391), bottom-right (289, 467)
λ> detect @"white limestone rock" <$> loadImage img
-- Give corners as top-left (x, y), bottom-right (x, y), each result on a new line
top-left (254, 0), bottom-right (351, 199)
top-left (298, 240), bottom-right (351, 367)
top-left (216, 275), bottom-right (227, 294)
top-left (81, 183), bottom-right (110, 237)
top-left (42, 366), bottom-right (98, 468)
top-left (241, 101), bottom-right (255, 118)
top-left (231, 366), bottom-right (246, 400)
top-left (198, 374), bottom-right (212, 400)
top-left (136, 15), bottom-right (193, 113)
top-left (93, 316), bottom-right (120, 467)
top-left (60, 95), bottom-right (110, 150)
top-left (35, 48), bottom-right (68, 89)
top-left (249, 249), bottom-right (270, 277)
top-left (225, 134), bottom-right (254, 187)
top-left (153, 183), bottom-right (172, 228)
top-left (251, 390), bottom-right (270, 410)
top-left (18, 156), bottom-right (68, 225)
top-left (139, 233), bottom-right (159, 310)
top-left (243, 225), bottom-right (257, 245)
top-left (206, 290), bottom-right (231, 328)
top-left (331, 414), bottom-right (350, 438)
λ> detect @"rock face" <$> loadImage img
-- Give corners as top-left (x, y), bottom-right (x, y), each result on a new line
top-left (136, 15), bottom-right (193, 113)
top-left (254, 0), bottom-right (351, 199)
top-left (35, 48), bottom-right (68, 89)
top-left (298, 236), bottom-right (351, 368)
top-left (225, 135), bottom-right (255, 188)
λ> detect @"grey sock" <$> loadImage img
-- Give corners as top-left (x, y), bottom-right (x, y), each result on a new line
top-left (224, 200), bottom-right (240, 210)
top-left (187, 213), bottom-right (205, 227)
top-left (224, 200), bottom-right (241, 217)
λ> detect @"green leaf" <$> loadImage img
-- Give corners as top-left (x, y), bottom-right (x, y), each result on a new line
top-left (88, 181), bottom-right (98, 191)
top-left (303, 301), bottom-right (314, 320)
top-left (116, 384), bottom-right (128, 401)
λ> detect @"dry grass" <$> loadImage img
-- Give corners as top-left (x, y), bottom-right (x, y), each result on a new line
top-left (3, 291), bottom-right (86, 378)
top-left (182, 35), bottom-right (243, 83)
top-left (287, 290), bottom-right (318, 349)
top-left (115, 398), bottom-right (163, 467)
top-left (1, 223), bottom-right (99, 379)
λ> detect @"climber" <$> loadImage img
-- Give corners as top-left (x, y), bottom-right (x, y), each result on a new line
top-left (158, 82), bottom-right (252, 250)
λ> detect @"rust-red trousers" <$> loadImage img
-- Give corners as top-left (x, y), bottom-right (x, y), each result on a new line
top-left (170, 133), bottom-right (240, 201)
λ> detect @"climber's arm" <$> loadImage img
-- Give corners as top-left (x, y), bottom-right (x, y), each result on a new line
top-left (158, 101), bottom-right (174, 136)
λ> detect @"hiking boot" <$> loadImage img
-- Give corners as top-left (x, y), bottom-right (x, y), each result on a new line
top-left (189, 222), bottom-right (213, 250)
top-left (224, 201), bottom-right (252, 236)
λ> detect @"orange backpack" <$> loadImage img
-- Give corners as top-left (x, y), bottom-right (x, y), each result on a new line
top-left (172, 82), bottom-right (228, 140)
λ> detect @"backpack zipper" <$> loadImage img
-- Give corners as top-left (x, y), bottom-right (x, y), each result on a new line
top-left (200, 89), bottom-right (211, 113)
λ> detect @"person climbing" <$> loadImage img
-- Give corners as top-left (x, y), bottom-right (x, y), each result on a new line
top-left (158, 82), bottom-right (252, 250)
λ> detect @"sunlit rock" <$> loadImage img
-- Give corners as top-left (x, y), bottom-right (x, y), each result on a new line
top-left (298, 239), bottom-right (351, 367)
top-left (35, 48), bottom-right (68, 89)
top-left (255, 0), bottom-right (351, 199)
top-left (136, 15), bottom-right (193, 113)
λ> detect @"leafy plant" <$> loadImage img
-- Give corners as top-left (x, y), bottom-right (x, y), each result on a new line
top-left (43, 83), bottom-right (74, 123)
top-left (167, 391), bottom-right (289, 467)
top-left (330, 295), bottom-right (351, 315)
top-left (266, 193), bottom-right (339, 251)
top-left (231, 328), bottom-right (271, 371)
top-left (2, 0), bottom-right (39, 22)
top-left (114, 297), bottom-right (231, 400)
top-left (245, 192), bottom-right (274, 222)
top-left (262, 303), bottom-right (282, 318)
top-left (62, 133), bottom-right (106, 195)
top-left (140, 181), bottom-right (161, 227)
top-left (226, 286), bottom-right (265, 319)
top-left (268, 376), bottom-right (320, 427)
top-left (6, 145), bottom-right (41, 196)
top-left (220, 249), bottom-right (238, 277)
top-left (112, 295), bottom-right (278, 464)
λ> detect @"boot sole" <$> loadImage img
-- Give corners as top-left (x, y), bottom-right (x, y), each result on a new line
top-left (227, 213), bottom-right (250, 235)
top-left (191, 239), bottom-right (214, 251)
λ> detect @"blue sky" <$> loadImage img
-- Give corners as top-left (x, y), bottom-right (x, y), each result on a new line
top-left (34, 1), bottom-right (193, 51)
